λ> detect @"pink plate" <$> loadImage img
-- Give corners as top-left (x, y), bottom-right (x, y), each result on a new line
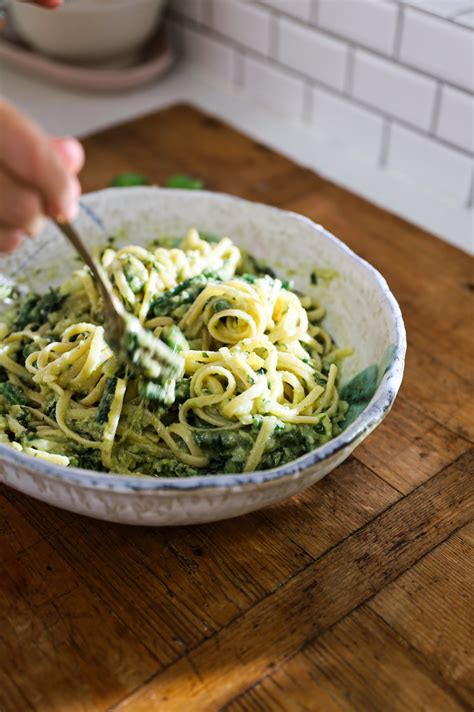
top-left (0, 27), bottom-right (175, 92)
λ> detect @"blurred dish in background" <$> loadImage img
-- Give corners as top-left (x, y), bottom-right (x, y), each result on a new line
top-left (8, 0), bottom-right (167, 65)
top-left (0, 20), bottom-right (175, 91)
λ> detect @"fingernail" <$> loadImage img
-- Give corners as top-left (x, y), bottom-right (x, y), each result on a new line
top-left (25, 215), bottom-right (45, 237)
top-left (54, 137), bottom-right (85, 173)
top-left (58, 178), bottom-right (81, 222)
top-left (64, 199), bottom-right (80, 222)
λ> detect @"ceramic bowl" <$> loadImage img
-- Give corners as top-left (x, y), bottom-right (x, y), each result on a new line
top-left (0, 188), bottom-right (406, 525)
top-left (8, 0), bottom-right (166, 64)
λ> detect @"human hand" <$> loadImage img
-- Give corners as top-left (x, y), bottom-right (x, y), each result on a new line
top-left (0, 100), bottom-right (84, 253)
top-left (23, 1), bottom-right (63, 8)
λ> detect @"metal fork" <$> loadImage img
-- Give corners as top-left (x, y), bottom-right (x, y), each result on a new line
top-left (54, 219), bottom-right (182, 382)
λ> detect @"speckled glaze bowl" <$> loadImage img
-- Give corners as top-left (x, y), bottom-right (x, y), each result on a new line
top-left (0, 188), bottom-right (406, 525)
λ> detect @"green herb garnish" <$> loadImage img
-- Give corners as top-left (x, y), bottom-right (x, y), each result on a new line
top-left (213, 298), bottom-right (232, 313)
top-left (166, 175), bottom-right (204, 190)
top-left (111, 173), bottom-right (149, 187)
top-left (14, 289), bottom-right (64, 330)
top-left (96, 377), bottom-right (117, 424)
top-left (0, 383), bottom-right (27, 406)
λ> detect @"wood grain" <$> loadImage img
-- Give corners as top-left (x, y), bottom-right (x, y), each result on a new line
top-left (355, 392), bottom-right (472, 493)
top-left (112, 451), bottom-right (473, 711)
top-left (227, 607), bottom-right (468, 712)
top-left (369, 525), bottom-right (474, 704)
top-left (0, 104), bottom-right (472, 712)
top-left (284, 192), bottom-right (474, 442)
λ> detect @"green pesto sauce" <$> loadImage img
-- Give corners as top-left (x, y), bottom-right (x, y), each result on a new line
top-left (310, 268), bottom-right (339, 286)
top-left (1, 231), bottom-right (353, 478)
top-left (184, 412), bottom-right (348, 476)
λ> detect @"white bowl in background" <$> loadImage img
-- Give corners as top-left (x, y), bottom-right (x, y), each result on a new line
top-left (0, 188), bottom-right (406, 526)
top-left (8, 0), bottom-right (166, 64)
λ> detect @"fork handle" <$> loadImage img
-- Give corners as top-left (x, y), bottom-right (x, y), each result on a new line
top-left (54, 219), bottom-right (101, 281)
top-left (54, 219), bottom-right (120, 313)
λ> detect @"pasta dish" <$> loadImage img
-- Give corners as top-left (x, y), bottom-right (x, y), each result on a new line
top-left (0, 230), bottom-right (351, 476)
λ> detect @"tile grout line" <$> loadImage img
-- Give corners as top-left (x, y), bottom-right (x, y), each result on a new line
top-left (379, 118), bottom-right (392, 168)
top-left (302, 79), bottom-right (313, 125)
top-left (170, 4), bottom-right (474, 94)
top-left (429, 81), bottom-right (443, 135)
top-left (233, 48), bottom-right (245, 88)
top-left (392, 2), bottom-right (405, 58)
top-left (268, 9), bottom-right (280, 60)
top-left (465, 168), bottom-right (474, 209)
top-left (310, 0), bottom-right (320, 27)
top-left (171, 13), bottom-right (474, 158)
top-left (343, 43), bottom-right (356, 96)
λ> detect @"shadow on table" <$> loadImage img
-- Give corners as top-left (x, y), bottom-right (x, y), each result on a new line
top-left (1, 479), bottom-right (325, 711)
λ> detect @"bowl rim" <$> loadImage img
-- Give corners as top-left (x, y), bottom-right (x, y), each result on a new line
top-left (0, 188), bottom-right (406, 493)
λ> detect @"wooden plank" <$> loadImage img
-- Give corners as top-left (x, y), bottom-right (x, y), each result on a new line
top-left (1, 103), bottom-right (471, 710)
top-left (45, 502), bottom-right (314, 669)
top-left (355, 393), bottom-right (472, 493)
top-left (0, 492), bottom-right (43, 564)
top-left (225, 656), bottom-right (346, 712)
top-left (282, 191), bottom-right (474, 388)
top-left (458, 520), bottom-right (474, 547)
top-left (402, 347), bottom-right (474, 442)
top-left (369, 525), bottom-right (474, 705)
top-left (261, 457), bottom-right (400, 558)
top-left (41, 460), bottom-right (396, 672)
top-left (1, 486), bottom-right (79, 536)
top-left (227, 607), bottom-right (467, 712)
top-left (112, 451), bottom-right (473, 711)
top-left (0, 540), bottom-right (159, 712)
top-left (80, 104), bottom-right (325, 207)
top-left (83, 106), bottom-right (473, 445)
top-left (282, 186), bottom-right (472, 293)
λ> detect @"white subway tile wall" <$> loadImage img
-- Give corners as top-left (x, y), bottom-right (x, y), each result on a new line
top-left (352, 50), bottom-right (437, 130)
top-left (437, 86), bottom-right (474, 152)
top-left (278, 17), bottom-right (348, 89)
top-left (211, 0), bottom-right (272, 54)
top-left (456, 10), bottom-right (474, 28)
top-left (399, 0), bottom-right (474, 20)
top-left (242, 53), bottom-right (306, 118)
top-left (182, 25), bottom-right (235, 82)
top-left (400, 9), bottom-right (474, 91)
top-left (311, 86), bottom-right (385, 162)
top-left (388, 123), bottom-right (472, 202)
top-left (169, 0), bottom-right (473, 219)
top-left (259, 0), bottom-right (313, 22)
top-left (317, 0), bottom-right (399, 55)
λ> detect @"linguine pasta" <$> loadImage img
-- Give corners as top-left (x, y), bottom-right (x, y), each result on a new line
top-left (0, 229), bottom-right (351, 476)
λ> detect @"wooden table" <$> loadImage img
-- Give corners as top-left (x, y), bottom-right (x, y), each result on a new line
top-left (1, 105), bottom-right (473, 712)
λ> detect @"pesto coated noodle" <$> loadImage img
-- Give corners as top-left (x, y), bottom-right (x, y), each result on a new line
top-left (0, 229), bottom-right (352, 476)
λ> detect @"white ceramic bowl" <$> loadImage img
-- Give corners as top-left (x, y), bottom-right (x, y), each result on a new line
top-left (8, 0), bottom-right (166, 64)
top-left (0, 188), bottom-right (406, 526)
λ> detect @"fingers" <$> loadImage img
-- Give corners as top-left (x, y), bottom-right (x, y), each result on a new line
top-left (0, 229), bottom-right (24, 254)
top-left (0, 169), bottom-right (45, 236)
top-left (0, 100), bottom-right (80, 222)
top-left (51, 137), bottom-right (85, 174)
top-left (0, 100), bottom-right (84, 256)
top-left (26, 1), bottom-right (63, 8)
